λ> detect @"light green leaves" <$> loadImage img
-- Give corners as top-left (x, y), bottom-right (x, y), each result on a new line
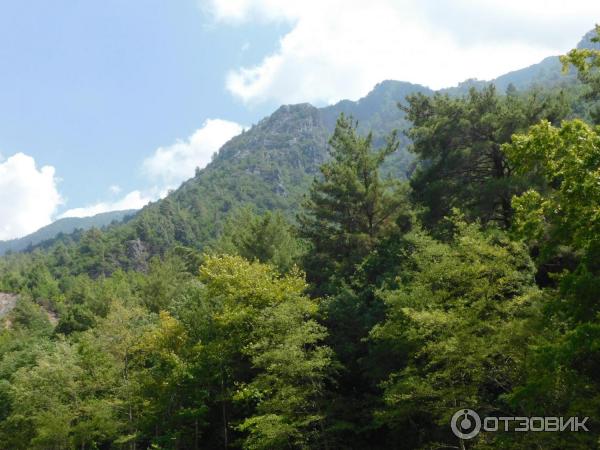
top-left (504, 119), bottom-right (600, 254)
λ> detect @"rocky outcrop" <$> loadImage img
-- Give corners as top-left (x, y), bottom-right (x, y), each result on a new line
top-left (0, 293), bottom-right (18, 318)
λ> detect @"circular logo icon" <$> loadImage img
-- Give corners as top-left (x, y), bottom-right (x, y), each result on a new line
top-left (451, 409), bottom-right (481, 440)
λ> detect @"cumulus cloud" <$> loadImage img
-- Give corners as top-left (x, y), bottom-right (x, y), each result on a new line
top-left (208, 0), bottom-right (600, 104)
top-left (142, 118), bottom-right (244, 188)
top-left (59, 118), bottom-right (243, 219)
top-left (0, 153), bottom-right (62, 240)
top-left (59, 190), bottom-right (155, 219)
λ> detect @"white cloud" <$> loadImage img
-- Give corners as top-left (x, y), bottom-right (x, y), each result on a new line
top-left (0, 153), bottom-right (62, 240)
top-left (58, 118), bottom-right (243, 220)
top-left (59, 190), bottom-right (155, 219)
top-left (208, 0), bottom-right (600, 104)
top-left (142, 118), bottom-right (244, 188)
top-left (206, 0), bottom-right (297, 24)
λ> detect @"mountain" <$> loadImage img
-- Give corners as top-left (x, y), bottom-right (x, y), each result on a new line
top-left (2, 30), bottom-right (594, 262)
top-left (578, 27), bottom-right (600, 50)
top-left (33, 81), bottom-right (430, 269)
top-left (132, 46), bottom-right (584, 254)
top-left (441, 28), bottom-right (600, 96)
top-left (0, 210), bottom-right (136, 255)
top-left (492, 56), bottom-right (572, 92)
top-left (441, 56), bottom-right (574, 96)
top-left (0, 76), bottom-right (569, 262)
top-left (119, 81), bottom-right (431, 258)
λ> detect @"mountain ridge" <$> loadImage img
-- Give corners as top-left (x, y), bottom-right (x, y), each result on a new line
top-left (4, 29), bottom-right (594, 259)
top-left (0, 209), bottom-right (136, 256)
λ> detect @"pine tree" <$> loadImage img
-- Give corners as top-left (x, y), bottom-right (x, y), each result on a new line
top-left (403, 85), bottom-right (568, 229)
top-left (298, 114), bottom-right (403, 294)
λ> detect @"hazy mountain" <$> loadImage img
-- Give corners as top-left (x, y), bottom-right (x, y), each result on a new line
top-left (4, 30), bottom-right (594, 259)
top-left (0, 210), bottom-right (136, 255)
top-left (440, 56), bottom-right (573, 96)
top-left (578, 28), bottom-right (600, 50)
top-left (441, 28), bottom-right (600, 96)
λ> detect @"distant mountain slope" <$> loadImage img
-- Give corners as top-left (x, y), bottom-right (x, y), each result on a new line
top-left (128, 103), bottom-right (332, 254)
top-left (491, 56), bottom-right (572, 92)
top-left (578, 28), bottom-right (600, 50)
top-left (322, 80), bottom-right (433, 175)
top-left (441, 56), bottom-right (574, 96)
top-left (2, 82), bottom-right (430, 260)
top-left (127, 82), bottom-right (430, 255)
top-left (4, 29), bottom-right (594, 265)
top-left (440, 28), bottom-right (600, 96)
top-left (0, 210), bottom-right (136, 255)
top-left (100, 28), bottom-right (592, 259)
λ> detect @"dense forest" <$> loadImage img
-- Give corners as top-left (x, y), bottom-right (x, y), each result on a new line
top-left (0, 27), bottom-right (599, 450)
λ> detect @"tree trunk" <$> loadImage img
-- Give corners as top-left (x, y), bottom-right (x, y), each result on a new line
top-left (221, 369), bottom-right (229, 449)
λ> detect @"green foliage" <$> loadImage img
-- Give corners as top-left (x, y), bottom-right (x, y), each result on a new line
top-left (497, 116), bottom-right (600, 449)
top-left (8, 296), bottom-right (54, 336)
top-left (561, 25), bottom-right (600, 123)
top-left (404, 85), bottom-right (569, 229)
top-left (139, 255), bottom-right (192, 312)
top-left (211, 207), bottom-right (303, 273)
top-left (0, 301), bottom-right (152, 449)
top-left (505, 119), bottom-right (600, 258)
top-left (0, 253), bottom-right (332, 449)
top-left (3, 33), bottom-right (600, 449)
top-left (174, 255), bottom-right (334, 449)
top-left (373, 219), bottom-right (540, 448)
top-left (297, 114), bottom-right (418, 448)
top-left (223, 260), bottom-right (333, 449)
top-left (299, 113), bottom-right (405, 293)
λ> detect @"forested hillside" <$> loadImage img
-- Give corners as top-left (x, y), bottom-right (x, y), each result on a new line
top-left (0, 210), bottom-right (136, 256)
top-left (1, 81), bottom-right (433, 274)
top-left (0, 27), bottom-right (599, 450)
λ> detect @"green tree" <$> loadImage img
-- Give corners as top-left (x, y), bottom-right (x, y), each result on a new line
top-left (298, 113), bottom-right (404, 294)
top-left (131, 311), bottom-right (206, 449)
top-left (139, 255), bottom-right (191, 312)
top-left (212, 207), bottom-right (303, 273)
top-left (2, 338), bottom-right (123, 450)
top-left (77, 300), bottom-right (154, 450)
top-left (372, 219), bottom-right (540, 449)
top-left (501, 118), bottom-right (600, 448)
top-left (174, 255), bottom-right (333, 449)
top-left (23, 262), bottom-right (61, 302)
top-left (235, 273), bottom-right (334, 450)
top-left (298, 114), bottom-right (413, 448)
top-left (404, 85), bottom-right (568, 229)
top-left (561, 25), bottom-right (600, 123)
top-left (504, 119), bottom-right (600, 264)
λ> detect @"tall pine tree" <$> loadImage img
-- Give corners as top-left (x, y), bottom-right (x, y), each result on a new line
top-left (298, 114), bottom-right (410, 448)
top-left (298, 114), bottom-right (404, 295)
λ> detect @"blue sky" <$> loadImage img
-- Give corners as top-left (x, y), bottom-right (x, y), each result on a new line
top-left (0, 0), bottom-right (598, 239)
top-left (0, 1), bottom-right (284, 230)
